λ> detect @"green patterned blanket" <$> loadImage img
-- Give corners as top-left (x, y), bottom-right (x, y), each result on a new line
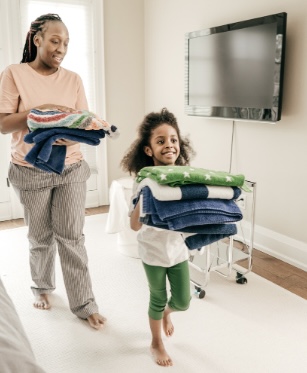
top-left (136, 166), bottom-right (250, 191)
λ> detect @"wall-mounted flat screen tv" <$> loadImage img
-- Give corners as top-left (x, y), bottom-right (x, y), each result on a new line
top-left (184, 12), bottom-right (287, 123)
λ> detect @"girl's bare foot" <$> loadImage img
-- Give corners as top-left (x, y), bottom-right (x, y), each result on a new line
top-left (87, 313), bottom-right (107, 330)
top-left (150, 344), bottom-right (173, 367)
top-left (163, 308), bottom-right (174, 337)
top-left (33, 294), bottom-right (50, 310)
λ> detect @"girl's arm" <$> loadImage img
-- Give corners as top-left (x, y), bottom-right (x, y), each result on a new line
top-left (130, 199), bottom-right (143, 231)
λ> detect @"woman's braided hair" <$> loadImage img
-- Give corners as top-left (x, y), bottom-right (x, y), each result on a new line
top-left (21, 13), bottom-right (62, 63)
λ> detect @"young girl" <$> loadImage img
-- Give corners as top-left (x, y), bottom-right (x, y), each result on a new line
top-left (121, 108), bottom-right (195, 367)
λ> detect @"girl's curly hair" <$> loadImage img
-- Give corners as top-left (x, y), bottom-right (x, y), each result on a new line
top-left (120, 108), bottom-right (195, 175)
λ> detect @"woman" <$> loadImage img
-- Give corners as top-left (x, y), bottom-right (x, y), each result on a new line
top-left (0, 14), bottom-right (106, 329)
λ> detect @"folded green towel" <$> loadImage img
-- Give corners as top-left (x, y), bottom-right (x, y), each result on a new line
top-left (136, 166), bottom-right (250, 191)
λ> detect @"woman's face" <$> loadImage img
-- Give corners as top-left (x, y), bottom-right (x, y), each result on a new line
top-left (33, 21), bottom-right (69, 71)
top-left (144, 123), bottom-right (180, 166)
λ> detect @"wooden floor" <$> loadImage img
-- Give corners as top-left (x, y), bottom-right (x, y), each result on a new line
top-left (1, 205), bottom-right (306, 301)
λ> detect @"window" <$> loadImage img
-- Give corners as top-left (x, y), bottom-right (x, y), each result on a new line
top-left (19, 0), bottom-right (108, 206)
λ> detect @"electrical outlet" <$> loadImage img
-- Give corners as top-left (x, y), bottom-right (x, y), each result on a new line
top-left (236, 194), bottom-right (246, 210)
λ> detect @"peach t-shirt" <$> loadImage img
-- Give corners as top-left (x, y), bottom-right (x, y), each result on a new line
top-left (0, 63), bottom-right (89, 166)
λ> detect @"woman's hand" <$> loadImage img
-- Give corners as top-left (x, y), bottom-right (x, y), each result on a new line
top-left (0, 105), bottom-right (80, 135)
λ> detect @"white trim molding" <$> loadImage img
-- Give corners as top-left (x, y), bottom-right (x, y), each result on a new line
top-left (254, 224), bottom-right (307, 272)
top-left (241, 220), bottom-right (307, 272)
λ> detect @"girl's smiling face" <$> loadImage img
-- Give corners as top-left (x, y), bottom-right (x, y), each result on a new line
top-left (144, 124), bottom-right (180, 166)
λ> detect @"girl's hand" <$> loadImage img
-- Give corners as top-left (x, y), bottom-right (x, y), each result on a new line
top-left (53, 139), bottom-right (79, 146)
top-left (37, 104), bottom-right (79, 113)
top-left (130, 200), bottom-right (142, 231)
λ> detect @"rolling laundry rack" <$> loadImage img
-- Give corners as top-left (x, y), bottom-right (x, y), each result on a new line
top-left (188, 180), bottom-right (256, 298)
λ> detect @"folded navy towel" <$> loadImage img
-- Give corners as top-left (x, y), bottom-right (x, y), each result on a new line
top-left (140, 215), bottom-right (237, 234)
top-left (24, 127), bottom-right (106, 174)
top-left (140, 215), bottom-right (237, 249)
top-left (184, 232), bottom-right (236, 250)
top-left (136, 180), bottom-right (242, 201)
top-left (140, 188), bottom-right (242, 230)
top-left (180, 184), bottom-right (241, 200)
top-left (154, 210), bottom-right (241, 230)
top-left (24, 139), bottom-right (67, 174)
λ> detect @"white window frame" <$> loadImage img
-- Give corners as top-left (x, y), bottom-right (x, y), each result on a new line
top-left (0, 0), bottom-right (108, 220)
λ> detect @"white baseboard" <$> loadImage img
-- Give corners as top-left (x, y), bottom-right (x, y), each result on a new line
top-left (239, 221), bottom-right (307, 272)
top-left (0, 202), bottom-right (13, 222)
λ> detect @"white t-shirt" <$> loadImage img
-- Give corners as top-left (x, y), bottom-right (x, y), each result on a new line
top-left (129, 181), bottom-right (189, 267)
top-left (137, 225), bottom-right (189, 267)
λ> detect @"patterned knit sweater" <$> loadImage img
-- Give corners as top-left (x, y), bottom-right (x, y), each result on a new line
top-left (27, 109), bottom-right (119, 138)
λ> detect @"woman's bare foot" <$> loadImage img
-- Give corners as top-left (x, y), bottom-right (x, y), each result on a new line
top-left (163, 308), bottom-right (174, 337)
top-left (87, 313), bottom-right (107, 330)
top-left (150, 343), bottom-right (173, 367)
top-left (33, 294), bottom-right (50, 310)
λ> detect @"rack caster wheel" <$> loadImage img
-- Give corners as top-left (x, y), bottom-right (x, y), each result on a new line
top-left (236, 273), bottom-right (247, 284)
top-left (194, 286), bottom-right (206, 299)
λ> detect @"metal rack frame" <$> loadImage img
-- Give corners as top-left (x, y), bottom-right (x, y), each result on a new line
top-left (188, 180), bottom-right (256, 298)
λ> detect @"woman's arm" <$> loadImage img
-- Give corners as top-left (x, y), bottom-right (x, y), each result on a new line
top-left (0, 104), bottom-right (78, 135)
top-left (0, 112), bottom-right (29, 134)
top-left (130, 200), bottom-right (143, 231)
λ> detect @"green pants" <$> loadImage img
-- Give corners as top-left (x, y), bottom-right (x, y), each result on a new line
top-left (142, 260), bottom-right (191, 320)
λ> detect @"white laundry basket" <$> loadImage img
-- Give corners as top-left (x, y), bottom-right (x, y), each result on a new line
top-left (105, 177), bottom-right (139, 258)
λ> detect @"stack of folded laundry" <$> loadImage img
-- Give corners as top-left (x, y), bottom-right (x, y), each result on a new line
top-left (134, 165), bottom-right (247, 250)
top-left (24, 109), bottom-right (119, 174)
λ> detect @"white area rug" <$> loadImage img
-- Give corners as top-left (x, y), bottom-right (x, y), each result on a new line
top-left (0, 214), bottom-right (307, 373)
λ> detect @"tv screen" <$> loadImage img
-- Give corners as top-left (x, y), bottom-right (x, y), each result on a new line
top-left (184, 12), bottom-right (287, 122)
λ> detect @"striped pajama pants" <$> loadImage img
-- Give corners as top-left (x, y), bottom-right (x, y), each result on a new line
top-left (8, 160), bottom-right (99, 319)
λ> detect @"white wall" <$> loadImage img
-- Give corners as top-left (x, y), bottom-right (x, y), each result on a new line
top-left (103, 0), bottom-right (307, 270)
top-left (103, 0), bottom-right (145, 183)
top-left (141, 0), bottom-right (307, 269)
